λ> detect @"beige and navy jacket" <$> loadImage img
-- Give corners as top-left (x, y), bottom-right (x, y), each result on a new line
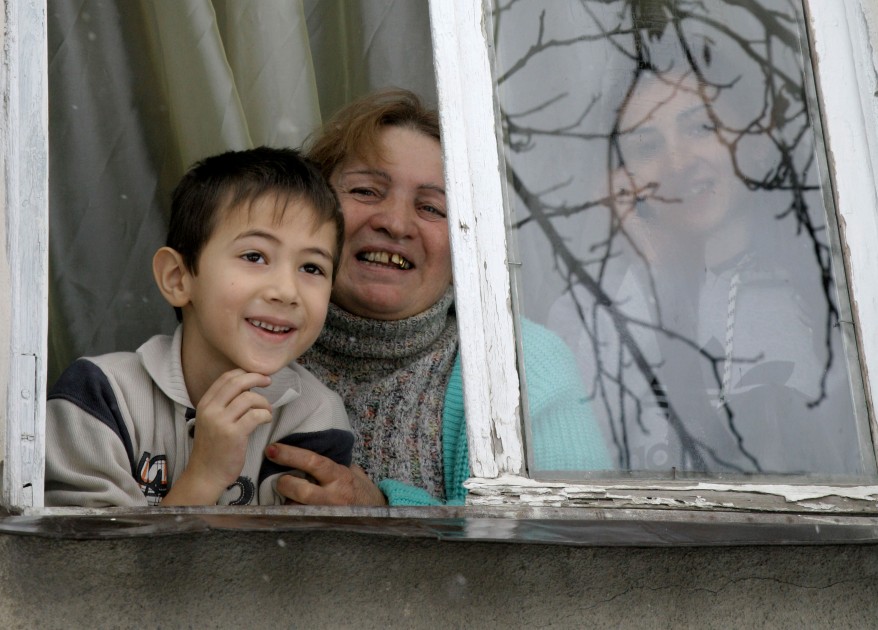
top-left (45, 326), bottom-right (353, 507)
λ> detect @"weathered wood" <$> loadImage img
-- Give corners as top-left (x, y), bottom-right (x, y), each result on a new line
top-left (465, 475), bottom-right (878, 514)
top-left (1, 0), bottom-right (48, 509)
top-left (807, 1), bottom-right (878, 458)
top-left (428, 0), bottom-right (525, 477)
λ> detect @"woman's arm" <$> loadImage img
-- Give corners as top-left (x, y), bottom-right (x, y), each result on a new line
top-left (520, 318), bottom-right (613, 471)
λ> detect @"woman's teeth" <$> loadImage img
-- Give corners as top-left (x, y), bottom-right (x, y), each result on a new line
top-left (249, 319), bottom-right (291, 333)
top-left (359, 251), bottom-right (413, 270)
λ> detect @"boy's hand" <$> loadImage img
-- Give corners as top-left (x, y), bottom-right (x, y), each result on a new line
top-left (160, 369), bottom-right (272, 506)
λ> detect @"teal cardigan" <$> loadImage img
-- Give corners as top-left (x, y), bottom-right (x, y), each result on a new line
top-left (378, 319), bottom-right (611, 506)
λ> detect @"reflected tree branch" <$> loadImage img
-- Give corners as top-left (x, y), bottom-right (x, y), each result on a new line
top-left (497, 0), bottom-right (842, 472)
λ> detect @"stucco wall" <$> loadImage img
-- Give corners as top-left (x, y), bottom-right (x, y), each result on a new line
top-left (0, 530), bottom-right (876, 628)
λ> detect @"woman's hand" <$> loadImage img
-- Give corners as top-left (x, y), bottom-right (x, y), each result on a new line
top-left (266, 443), bottom-right (387, 506)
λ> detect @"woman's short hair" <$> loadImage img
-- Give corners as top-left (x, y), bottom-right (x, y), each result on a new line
top-left (305, 88), bottom-right (440, 179)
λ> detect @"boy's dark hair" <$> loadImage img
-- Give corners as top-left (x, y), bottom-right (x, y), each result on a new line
top-left (168, 145), bottom-right (344, 277)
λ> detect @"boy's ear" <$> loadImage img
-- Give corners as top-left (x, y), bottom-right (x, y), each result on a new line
top-left (153, 246), bottom-right (192, 308)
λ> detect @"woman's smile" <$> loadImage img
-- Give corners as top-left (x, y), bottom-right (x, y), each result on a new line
top-left (357, 250), bottom-right (414, 270)
top-left (330, 126), bottom-right (452, 321)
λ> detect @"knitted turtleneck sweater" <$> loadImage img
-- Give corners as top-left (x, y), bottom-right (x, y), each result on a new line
top-left (299, 288), bottom-right (458, 500)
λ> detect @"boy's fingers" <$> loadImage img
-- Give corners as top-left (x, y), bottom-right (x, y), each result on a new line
top-left (201, 370), bottom-right (271, 408)
top-left (222, 390), bottom-right (272, 421)
top-left (198, 368), bottom-right (246, 403)
top-left (238, 407), bottom-right (273, 432)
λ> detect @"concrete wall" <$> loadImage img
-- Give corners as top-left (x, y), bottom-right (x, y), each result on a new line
top-left (0, 530), bottom-right (876, 628)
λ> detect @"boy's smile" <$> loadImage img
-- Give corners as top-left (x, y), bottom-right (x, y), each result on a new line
top-left (176, 195), bottom-right (336, 404)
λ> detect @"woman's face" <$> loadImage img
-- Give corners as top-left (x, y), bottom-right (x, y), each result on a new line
top-left (613, 75), bottom-right (740, 238)
top-left (330, 126), bottom-right (452, 320)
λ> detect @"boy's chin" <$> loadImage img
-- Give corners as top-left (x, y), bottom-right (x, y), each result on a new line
top-left (252, 364), bottom-right (290, 378)
top-left (237, 356), bottom-right (294, 378)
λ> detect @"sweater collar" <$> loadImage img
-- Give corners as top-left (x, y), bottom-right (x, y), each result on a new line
top-left (137, 325), bottom-right (302, 409)
top-left (315, 287), bottom-right (455, 360)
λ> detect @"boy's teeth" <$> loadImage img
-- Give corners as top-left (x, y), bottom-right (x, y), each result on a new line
top-left (250, 319), bottom-right (291, 333)
top-left (361, 251), bottom-right (412, 270)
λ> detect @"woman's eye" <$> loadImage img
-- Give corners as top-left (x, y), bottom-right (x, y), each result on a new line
top-left (628, 141), bottom-right (658, 162)
top-left (620, 133), bottom-right (661, 163)
top-left (691, 123), bottom-right (715, 137)
top-left (241, 252), bottom-right (265, 264)
top-left (416, 204), bottom-right (447, 221)
top-left (350, 187), bottom-right (378, 198)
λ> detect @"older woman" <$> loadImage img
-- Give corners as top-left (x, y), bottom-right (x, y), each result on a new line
top-left (266, 89), bottom-right (609, 506)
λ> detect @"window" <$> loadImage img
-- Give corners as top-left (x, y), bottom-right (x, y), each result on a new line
top-left (497, 0), bottom-right (873, 480)
top-left (3, 0), bottom-right (878, 542)
top-left (432, 0), bottom-right (878, 511)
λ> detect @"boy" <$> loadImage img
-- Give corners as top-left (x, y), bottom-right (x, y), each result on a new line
top-left (45, 147), bottom-right (354, 507)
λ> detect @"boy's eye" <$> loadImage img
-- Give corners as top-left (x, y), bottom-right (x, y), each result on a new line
top-left (241, 252), bottom-right (266, 264)
top-left (301, 263), bottom-right (327, 276)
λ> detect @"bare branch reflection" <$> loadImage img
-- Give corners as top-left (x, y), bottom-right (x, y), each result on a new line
top-left (495, 0), bottom-right (866, 475)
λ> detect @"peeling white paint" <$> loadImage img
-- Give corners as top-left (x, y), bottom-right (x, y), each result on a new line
top-left (798, 503), bottom-right (843, 512)
top-left (808, 1), bottom-right (878, 455)
top-left (464, 475), bottom-right (878, 511)
top-left (465, 474), bottom-right (878, 501)
top-left (1, 0), bottom-right (48, 510)
top-left (688, 483), bottom-right (878, 502)
top-left (429, 0), bottom-right (525, 478)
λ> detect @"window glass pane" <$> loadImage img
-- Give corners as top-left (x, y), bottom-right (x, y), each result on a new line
top-left (493, 0), bottom-right (877, 479)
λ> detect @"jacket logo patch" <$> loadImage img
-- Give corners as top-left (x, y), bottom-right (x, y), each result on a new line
top-left (136, 452), bottom-right (168, 506)
top-left (227, 476), bottom-right (256, 505)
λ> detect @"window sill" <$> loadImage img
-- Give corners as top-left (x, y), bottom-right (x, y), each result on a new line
top-left (2, 500), bottom-right (877, 546)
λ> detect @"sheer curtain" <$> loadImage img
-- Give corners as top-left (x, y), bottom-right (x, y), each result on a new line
top-left (47, 0), bottom-right (435, 385)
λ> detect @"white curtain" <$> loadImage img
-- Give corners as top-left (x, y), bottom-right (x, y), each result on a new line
top-left (47, 0), bottom-right (435, 385)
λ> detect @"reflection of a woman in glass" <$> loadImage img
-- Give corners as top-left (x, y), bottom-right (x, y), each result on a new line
top-left (614, 73), bottom-right (747, 271)
top-left (551, 67), bottom-right (869, 477)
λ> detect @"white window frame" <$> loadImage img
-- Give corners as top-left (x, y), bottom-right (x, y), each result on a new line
top-left (2, 0), bottom-right (48, 511)
top-left (3, 0), bottom-right (878, 526)
top-left (430, 0), bottom-right (878, 512)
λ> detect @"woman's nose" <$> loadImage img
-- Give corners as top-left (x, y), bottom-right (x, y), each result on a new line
top-left (665, 145), bottom-right (693, 175)
top-left (368, 194), bottom-right (413, 239)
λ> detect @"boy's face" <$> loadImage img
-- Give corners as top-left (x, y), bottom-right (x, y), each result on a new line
top-left (180, 195), bottom-right (336, 386)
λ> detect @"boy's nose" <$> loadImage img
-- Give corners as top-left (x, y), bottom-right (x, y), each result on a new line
top-left (266, 270), bottom-right (299, 304)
